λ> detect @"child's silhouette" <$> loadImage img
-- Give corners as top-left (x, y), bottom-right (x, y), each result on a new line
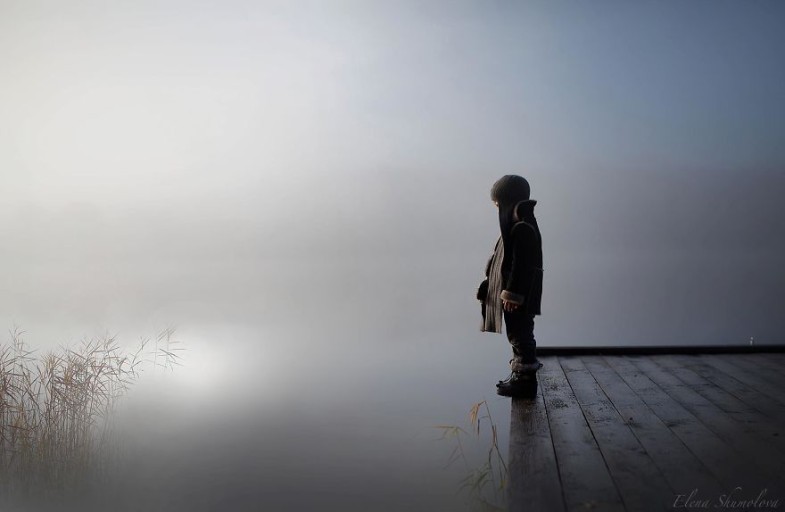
top-left (477, 175), bottom-right (544, 396)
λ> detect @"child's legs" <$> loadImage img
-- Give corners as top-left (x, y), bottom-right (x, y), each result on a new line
top-left (503, 310), bottom-right (538, 369)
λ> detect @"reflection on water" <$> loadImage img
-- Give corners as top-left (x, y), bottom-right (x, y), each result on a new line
top-left (1, 319), bottom-right (513, 512)
top-left (0, 250), bottom-right (516, 511)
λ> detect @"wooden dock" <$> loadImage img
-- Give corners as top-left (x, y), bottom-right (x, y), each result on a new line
top-left (508, 350), bottom-right (785, 511)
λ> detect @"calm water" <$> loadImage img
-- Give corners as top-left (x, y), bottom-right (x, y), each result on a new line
top-left (4, 259), bottom-right (516, 512)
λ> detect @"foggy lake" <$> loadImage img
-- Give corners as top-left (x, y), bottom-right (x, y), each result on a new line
top-left (2, 1), bottom-right (784, 510)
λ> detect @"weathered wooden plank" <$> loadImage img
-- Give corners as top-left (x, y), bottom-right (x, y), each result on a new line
top-left (650, 355), bottom-right (785, 479)
top-left (507, 371), bottom-right (566, 512)
top-left (538, 357), bottom-right (625, 512)
top-left (697, 354), bottom-right (785, 408)
top-left (735, 354), bottom-right (785, 385)
top-left (605, 356), bottom-right (784, 496)
top-left (582, 356), bottom-right (726, 500)
top-left (627, 356), bottom-right (785, 494)
top-left (673, 354), bottom-right (785, 425)
top-left (738, 353), bottom-right (785, 375)
top-left (665, 354), bottom-right (785, 454)
top-left (558, 356), bottom-right (673, 511)
top-left (764, 353), bottom-right (785, 366)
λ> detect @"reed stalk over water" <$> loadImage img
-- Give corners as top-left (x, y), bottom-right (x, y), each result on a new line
top-left (0, 327), bottom-right (181, 501)
top-left (436, 399), bottom-right (508, 511)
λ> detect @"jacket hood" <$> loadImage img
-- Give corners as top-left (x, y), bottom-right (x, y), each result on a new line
top-left (492, 175), bottom-right (530, 233)
top-left (513, 199), bottom-right (537, 222)
top-left (491, 175), bottom-right (530, 207)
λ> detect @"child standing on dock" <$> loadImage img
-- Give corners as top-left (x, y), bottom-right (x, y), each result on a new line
top-left (477, 175), bottom-right (544, 396)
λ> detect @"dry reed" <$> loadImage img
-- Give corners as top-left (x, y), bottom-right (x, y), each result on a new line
top-left (0, 326), bottom-right (182, 502)
top-left (435, 399), bottom-right (508, 511)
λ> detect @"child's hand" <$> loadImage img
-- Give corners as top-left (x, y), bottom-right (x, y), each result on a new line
top-left (503, 300), bottom-right (519, 312)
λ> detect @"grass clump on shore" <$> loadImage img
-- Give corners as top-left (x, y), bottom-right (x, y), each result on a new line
top-left (0, 327), bottom-right (181, 501)
top-left (435, 399), bottom-right (508, 512)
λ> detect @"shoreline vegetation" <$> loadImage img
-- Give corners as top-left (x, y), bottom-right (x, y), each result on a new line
top-left (0, 327), bottom-right (182, 504)
top-left (436, 399), bottom-right (508, 511)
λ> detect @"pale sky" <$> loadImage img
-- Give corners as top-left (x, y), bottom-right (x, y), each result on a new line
top-left (1, 0), bottom-right (784, 346)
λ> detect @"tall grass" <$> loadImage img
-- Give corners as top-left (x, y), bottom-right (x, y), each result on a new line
top-left (0, 327), bottom-right (182, 502)
top-left (435, 399), bottom-right (508, 512)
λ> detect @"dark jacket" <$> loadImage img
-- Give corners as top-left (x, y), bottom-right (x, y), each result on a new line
top-left (478, 200), bottom-right (543, 331)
